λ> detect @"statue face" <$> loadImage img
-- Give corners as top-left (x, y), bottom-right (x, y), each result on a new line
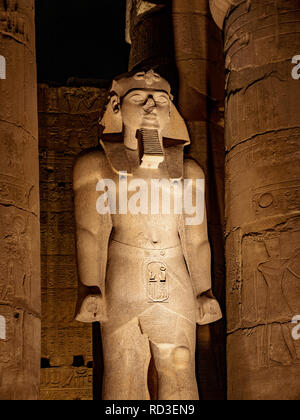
top-left (119, 89), bottom-right (171, 131)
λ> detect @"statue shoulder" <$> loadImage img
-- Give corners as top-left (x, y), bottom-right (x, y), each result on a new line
top-left (184, 158), bottom-right (205, 180)
top-left (73, 149), bottom-right (107, 190)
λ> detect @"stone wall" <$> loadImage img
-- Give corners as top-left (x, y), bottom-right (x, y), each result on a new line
top-left (38, 85), bottom-right (107, 400)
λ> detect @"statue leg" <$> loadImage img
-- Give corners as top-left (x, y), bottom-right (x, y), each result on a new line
top-left (139, 306), bottom-right (199, 400)
top-left (149, 341), bottom-right (199, 400)
top-left (101, 318), bottom-right (151, 400)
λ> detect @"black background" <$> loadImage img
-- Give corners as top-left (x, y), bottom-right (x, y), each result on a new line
top-left (35, 0), bottom-right (130, 85)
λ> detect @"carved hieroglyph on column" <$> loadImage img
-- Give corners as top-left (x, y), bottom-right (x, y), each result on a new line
top-left (0, 0), bottom-right (40, 400)
top-left (210, 0), bottom-right (300, 400)
top-left (73, 70), bottom-right (222, 400)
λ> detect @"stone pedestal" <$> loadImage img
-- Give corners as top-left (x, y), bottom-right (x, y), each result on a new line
top-left (0, 0), bottom-right (40, 400)
top-left (210, 0), bottom-right (300, 400)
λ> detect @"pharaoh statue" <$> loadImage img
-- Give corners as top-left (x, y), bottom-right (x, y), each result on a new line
top-left (73, 70), bottom-right (222, 400)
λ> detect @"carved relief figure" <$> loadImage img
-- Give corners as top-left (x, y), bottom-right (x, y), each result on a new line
top-left (73, 70), bottom-right (222, 400)
top-left (258, 237), bottom-right (300, 366)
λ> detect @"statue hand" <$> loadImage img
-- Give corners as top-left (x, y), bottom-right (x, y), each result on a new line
top-left (196, 291), bottom-right (222, 326)
top-left (75, 294), bottom-right (107, 323)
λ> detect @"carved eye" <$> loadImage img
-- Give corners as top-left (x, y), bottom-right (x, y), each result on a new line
top-left (154, 95), bottom-right (169, 104)
top-left (130, 94), bottom-right (145, 103)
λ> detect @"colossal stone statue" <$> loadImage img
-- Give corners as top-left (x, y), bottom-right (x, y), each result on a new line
top-left (73, 70), bottom-right (222, 400)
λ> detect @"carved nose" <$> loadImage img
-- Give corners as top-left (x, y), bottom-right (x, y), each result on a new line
top-left (143, 97), bottom-right (156, 113)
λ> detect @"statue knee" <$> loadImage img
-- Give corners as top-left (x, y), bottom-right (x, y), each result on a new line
top-left (150, 343), bottom-right (192, 372)
top-left (172, 346), bottom-right (191, 371)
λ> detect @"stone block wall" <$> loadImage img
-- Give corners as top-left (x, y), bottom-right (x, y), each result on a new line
top-left (38, 85), bottom-right (107, 400)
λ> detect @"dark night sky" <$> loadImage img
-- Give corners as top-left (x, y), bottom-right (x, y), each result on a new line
top-left (35, 0), bottom-right (130, 85)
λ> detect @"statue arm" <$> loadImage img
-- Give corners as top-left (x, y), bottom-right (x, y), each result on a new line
top-left (181, 159), bottom-right (222, 325)
top-left (73, 150), bottom-right (112, 323)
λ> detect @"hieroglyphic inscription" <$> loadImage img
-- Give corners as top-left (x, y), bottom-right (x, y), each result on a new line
top-left (0, 174), bottom-right (33, 211)
top-left (0, 1), bottom-right (31, 47)
top-left (40, 368), bottom-right (93, 400)
top-left (39, 86), bottom-right (107, 399)
top-left (147, 262), bottom-right (169, 302)
top-left (41, 326), bottom-right (93, 367)
top-left (0, 284), bottom-right (14, 304)
top-left (41, 258), bottom-right (78, 290)
top-left (0, 205), bottom-right (39, 314)
top-left (38, 85), bottom-right (107, 115)
top-left (253, 180), bottom-right (300, 218)
top-left (41, 367), bottom-right (93, 390)
top-left (1, 130), bottom-right (25, 175)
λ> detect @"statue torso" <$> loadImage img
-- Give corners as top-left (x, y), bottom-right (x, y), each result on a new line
top-left (111, 162), bottom-right (182, 250)
top-left (98, 150), bottom-right (196, 331)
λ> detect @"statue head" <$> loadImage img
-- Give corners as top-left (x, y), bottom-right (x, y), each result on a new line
top-left (110, 70), bottom-right (172, 134)
top-left (100, 69), bottom-right (190, 148)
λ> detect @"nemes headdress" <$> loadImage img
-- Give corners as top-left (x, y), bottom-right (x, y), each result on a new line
top-left (111, 69), bottom-right (173, 100)
top-left (100, 69), bottom-right (190, 145)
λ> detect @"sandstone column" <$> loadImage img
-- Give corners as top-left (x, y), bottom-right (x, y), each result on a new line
top-left (0, 0), bottom-right (40, 399)
top-left (210, 0), bottom-right (300, 400)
